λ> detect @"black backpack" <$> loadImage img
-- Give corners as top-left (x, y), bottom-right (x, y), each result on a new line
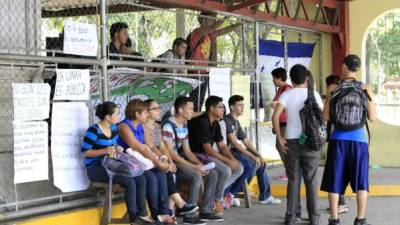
top-left (299, 88), bottom-right (326, 150)
top-left (329, 79), bottom-right (368, 131)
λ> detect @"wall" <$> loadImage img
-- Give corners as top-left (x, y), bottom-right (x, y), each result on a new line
top-left (349, 0), bottom-right (400, 167)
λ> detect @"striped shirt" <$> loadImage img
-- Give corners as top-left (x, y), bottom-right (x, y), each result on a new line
top-left (81, 124), bottom-right (118, 167)
top-left (162, 117), bottom-right (189, 154)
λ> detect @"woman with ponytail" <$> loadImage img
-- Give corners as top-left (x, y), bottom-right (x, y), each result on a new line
top-left (81, 102), bottom-right (151, 225)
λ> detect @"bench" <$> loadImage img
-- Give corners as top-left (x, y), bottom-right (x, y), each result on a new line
top-left (91, 182), bottom-right (130, 225)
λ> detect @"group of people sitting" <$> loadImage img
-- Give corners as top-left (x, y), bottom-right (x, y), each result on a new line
top-left (108, 11), bottom-right (241, 73)
top-left (82, 94), bottom-right (281, 225)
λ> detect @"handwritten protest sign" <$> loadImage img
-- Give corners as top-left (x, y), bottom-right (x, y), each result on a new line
top-left (232, 75), bottom-right (251, 127)
top-left (54, 69), bottom-right (90, 101)
top-left (63, 21), bottom-right (98, 56)
top-left (12, 83), bottom-right (50, 122)
top-left (51, 102), bottom-right (90, 192)
top-left (209, 68), bottom-right (231, 109)
top-left (13, 122), bottom-right (48, 184)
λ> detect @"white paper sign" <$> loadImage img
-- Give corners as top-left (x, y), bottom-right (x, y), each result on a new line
top-left (13, 122), bottom-right (49, 184)
top-left (54, 69), bottom-right (90, 101)
top-left (209, 68), bottom-right (231, 109)
top-left (51, 102), bottom-right (90, 192)
top-left (63, 21), bottom-right (98, 56)
top-left (12, 83), bottom-right (50, 122)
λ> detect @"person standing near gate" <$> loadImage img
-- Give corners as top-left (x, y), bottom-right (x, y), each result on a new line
top-left (321, 54), bottom-right (377, 225)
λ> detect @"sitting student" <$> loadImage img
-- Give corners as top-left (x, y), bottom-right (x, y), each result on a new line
top-left (162, 96), bottom-right (223, 224)
top-left (81, 102), bottom-right (149, 225)
top-left (117, 99), bottom-right (173, 224)
top-left (272, 65), bottom-right (323, 225)
top-left (225, 95), bottom-right (282, 206)
top-left (143, 99), bottom-right (199, 219)
top-left (154, 38), bottom-right (187, 73)
top-left (188, 96), bottom-right (243, 215)
top-left (108, 22), bottom-right (143, 69)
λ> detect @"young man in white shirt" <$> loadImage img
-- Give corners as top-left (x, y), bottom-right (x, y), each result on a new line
top-left (272, 64), bottom-right (323, 225)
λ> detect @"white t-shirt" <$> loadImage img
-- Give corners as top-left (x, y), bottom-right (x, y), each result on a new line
top-left (278, 88), bottom-right (324, 139)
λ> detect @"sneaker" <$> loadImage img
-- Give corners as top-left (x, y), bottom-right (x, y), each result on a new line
top-left (326, 205), bottom-right (349, 214)
top-left (199, 213), bottom-right (224, 222)
top-left (179, 203), bottom-right (199, 216)
top-left (156, 215), bottom-right (176, 225)
top-left (354, 218), bottom-right (371, 225)
top-left (231, 198), bottom-right (241, 207)
top-left (259, 196), bottom-right (282, 205)
top-left (214, 201), bottom-right (224, 215)
top-left (182, 217), bottom-right (207, 225)
top-left (134, 216), bottom-right (155, 225)
top-left (224, 193), bottom-right (233, 209)
top-left (338, 205), bottom-right (349, 214)
top-left (279, 174), bottom-right (288, 181)
top-left (328, 218), bottom-right (341, 225)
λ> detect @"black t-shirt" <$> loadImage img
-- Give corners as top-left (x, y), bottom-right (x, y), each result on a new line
top-left (188, 113), bottom-right (223, 154)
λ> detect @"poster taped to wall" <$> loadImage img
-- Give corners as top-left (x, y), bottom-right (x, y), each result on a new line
top-left (13, 121), bottom-right (48, 184)
top-left (51, 102), bottom-right (90, 192)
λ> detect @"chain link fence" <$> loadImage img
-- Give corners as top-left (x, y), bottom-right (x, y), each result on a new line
top-left (0, 0), bottom-right (325, 223)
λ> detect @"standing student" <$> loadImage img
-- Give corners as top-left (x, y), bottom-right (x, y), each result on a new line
top-left (321, 55), bottom-right (377, 225)
top-left (82, 102), bottom-right (150, 225)
top-left (272, 65), bottom-right (323, 225)
top-left (324, 74), bottom-right (348, 215)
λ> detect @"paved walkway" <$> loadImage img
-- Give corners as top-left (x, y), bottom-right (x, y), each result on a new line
top-left (212, 196), bottom-right (398, 225)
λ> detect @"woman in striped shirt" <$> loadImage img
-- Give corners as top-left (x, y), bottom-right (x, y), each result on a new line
top-left (81, 102), bottom-right (150, 225)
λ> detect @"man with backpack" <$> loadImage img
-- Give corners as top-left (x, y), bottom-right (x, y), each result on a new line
top-left (272, 64), bottom-right (324, 225)
top-left (162, 96), bottom-right (223, 224)
top-left (321, 55), bottom-right (377, 225)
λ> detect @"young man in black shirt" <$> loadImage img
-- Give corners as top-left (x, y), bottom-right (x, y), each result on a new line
top-left (188, 96), bottom-right (242, 215)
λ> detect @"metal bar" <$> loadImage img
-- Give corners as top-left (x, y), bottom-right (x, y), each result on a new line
top-left (282, 0), bottom-right (291, 17)
top-left (148, 0), bottom-right (340, 33)
top-left (313, 0), bottom-right (323, 24)
top-left (318, 34), bottom-right (323, 93)
top-left (228, 0), bottom-right (266, 11)
top-left (0, 54), bottom-right (102, 66)
top-left (100, 0), bottom-right (109, 101)
top-left (301, 0), bottom-right (309, 21)
top-left (254, 21), bottom-right (261, 154)
top-left (294, 0), bottom-right (303, 21)
top-left (274, 0), bottom-right (282, 18)
top-left (108, 59), bottom-right (255, 73)
top-left (0, 196), bottom-right (100, 223)
top-left (283, 29), bottom-right (288, 71)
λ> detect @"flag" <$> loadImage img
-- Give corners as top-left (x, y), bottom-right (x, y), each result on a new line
top-left (252, 39), bottom-right (315, 109)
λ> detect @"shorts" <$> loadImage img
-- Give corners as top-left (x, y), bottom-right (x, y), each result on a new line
top-left (320, 139), bottom-right (369, 194)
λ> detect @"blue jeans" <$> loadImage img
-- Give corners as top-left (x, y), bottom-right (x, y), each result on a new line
top-left (228, 151), bottom-right (272, 201)
top-left (143, 169), bottom-right (169, 218)
top-left (86, 161), bottom-right (147, 222)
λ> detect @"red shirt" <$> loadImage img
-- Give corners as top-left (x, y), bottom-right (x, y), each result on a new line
top-left (187, 28), bottom-right (211, 68)
top-left (273, 84), bottom-right (292, 125)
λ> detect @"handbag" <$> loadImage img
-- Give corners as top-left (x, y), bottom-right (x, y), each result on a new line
top-left (126, 147), bottom-right (155, 171)
top-left (102, 151), bottom-right (145, 178)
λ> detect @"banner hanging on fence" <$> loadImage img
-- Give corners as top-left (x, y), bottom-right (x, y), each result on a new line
top-left (13, 121), bottom-right (48, 184)
top-left (209, 68), bottom-right (231, 109)
top-left (63, 21), bottom-right (98, 56)
top-left (90, 68), bottom-right (201, 120)
top-left (254, 39), bottom-right (315, 110)
top-left (54, 69), bottom-right (90, 101)
top-left (12, 83), bottom-right (50, 122)
top-left (51, 102), bottom-right (90, 192)
top-left (231, 75), bottom-right (251, 127)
